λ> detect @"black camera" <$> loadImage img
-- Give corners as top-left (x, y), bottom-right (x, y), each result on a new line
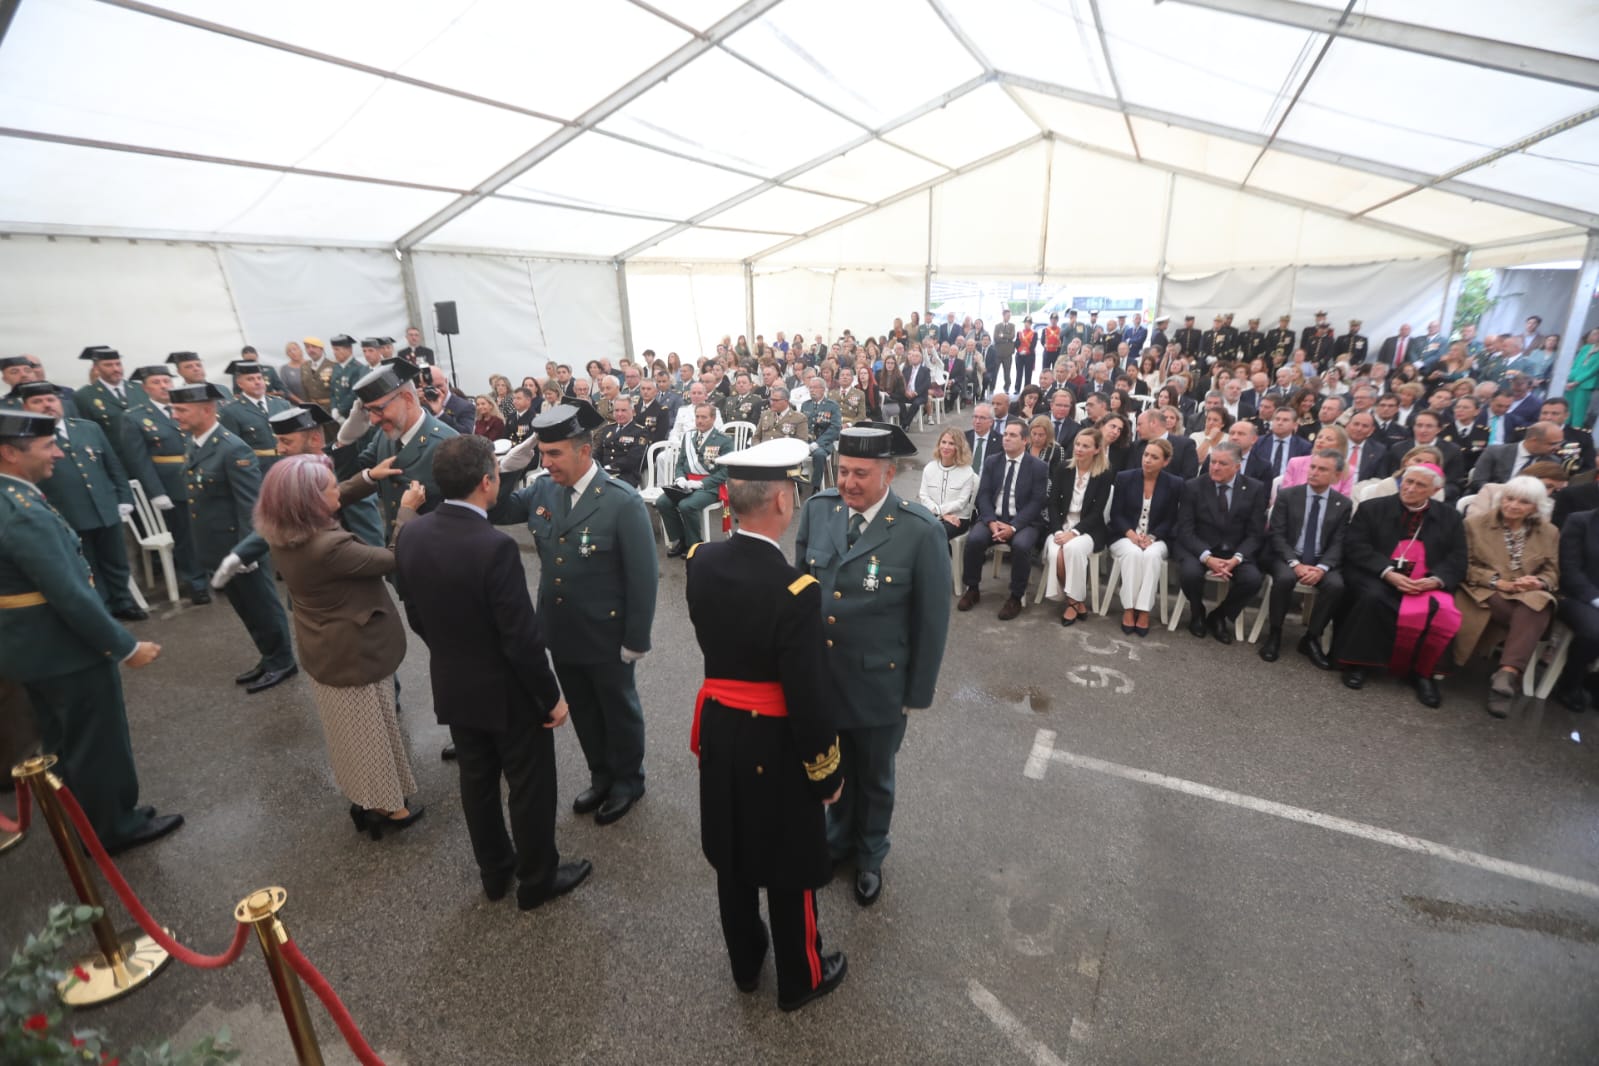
top-left (421, 386), bottom-right (441, 402)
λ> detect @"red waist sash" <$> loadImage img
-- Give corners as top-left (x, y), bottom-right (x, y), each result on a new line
top-left (691, 679), bottom-right (787, 757)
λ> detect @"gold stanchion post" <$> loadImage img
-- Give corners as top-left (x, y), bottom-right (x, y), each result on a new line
top-left (235, 887), bottom-right (326, 1066)
top-left (11, 755), bottom-right (172, 1005)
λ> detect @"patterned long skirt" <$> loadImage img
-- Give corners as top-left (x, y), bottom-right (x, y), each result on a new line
top-left (306, 678), bottom-right (417, 812)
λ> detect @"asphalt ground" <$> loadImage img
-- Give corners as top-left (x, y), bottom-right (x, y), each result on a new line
top-left (3, 418), bottom-right (1598, 1065)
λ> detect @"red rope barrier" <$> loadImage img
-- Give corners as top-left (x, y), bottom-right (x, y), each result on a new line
top-left (0, 783), bottom-right (29, 835)
top-left (279, 940), bottom-right (385, 1066)
top-left (55, 784), bottom-right (250, 970)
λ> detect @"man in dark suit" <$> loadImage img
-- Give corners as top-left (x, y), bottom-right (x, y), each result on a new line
top-left (937, 313), bottom-right (963, 346)
top-left (1260, 450), bottom-right (1350, 666)
top-left (898, 350), bottom-right (932, 429)
top-left (395, 435), bottom-right (591, 909)
top-left (1555, 509), bottom-right (1599, 711)
top-left (1343, 413), bottom-right (1388, 483)
top-left (1379, 324), bottom-right (1418, 367)
top-left (1046, 391), bottom-right (1079, 449)
top-left (1387, 411), bottom-right (1465, 499)
top-left (1471, 421), bottom-right (1564, 489)
top-left (1552, 478), bottom-right (1599, 529)
top-left (1204, 420), bottom-right (1274, 484)
top-left (1131, 408), bottom-right (1198, 480)
top-left (1372, 394), bottom-right (1413, 451)
top-left (1250, 408), bottom-right (1311, 482)
top-left (1174, 442), bottom-right (1267, 643)
top-left (958, 421), bottom-right (1047, 620)
top-left (1124, 313), bottom-right (1148, 358)
top-left (397, 326), bottom-right (435, 367)
top-left (964, 404), bottom-right (1002, 471)
top-left (1512, 398), bottom-right (1596, 476)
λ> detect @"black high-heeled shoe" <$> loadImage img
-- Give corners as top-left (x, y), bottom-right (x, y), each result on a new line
top-left (356, 803), bottom-right (426, 841)
top-left (349, 803), bottom-right (364, 831)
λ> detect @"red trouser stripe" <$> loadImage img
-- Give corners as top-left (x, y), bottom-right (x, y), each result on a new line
top-left (803, 889), bottom-right (822, 987)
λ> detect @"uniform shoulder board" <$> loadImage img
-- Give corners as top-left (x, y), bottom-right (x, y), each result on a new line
top-left (811, 487), bottom-right (841, 499)
top-left (897, 498), bottom-right (943, 526)
top-left (685, 542), bottom-right (701, 560)
top-left (788, 574), bottom-right (818, 596)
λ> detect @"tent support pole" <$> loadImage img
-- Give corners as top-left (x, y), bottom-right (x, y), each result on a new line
top-left (744, 261), bottom-right (755, 345)
top-left (616, 261), bottom-right (634, 364)
top-left (924, 191), bottom-right (935, 318)
top-left (1438, 249), bottom-right (1467, 339)
top-left (1036, 136), bottom-right (1053, 279)
top-left (1153, 173), bottom-right (1175, 316)
top-left (1548, 232), bottom-right (1599, 396)
top-left (399, 250), bottom-right (423, 339)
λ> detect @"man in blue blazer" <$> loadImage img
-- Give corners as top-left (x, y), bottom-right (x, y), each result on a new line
top-left (1250, 408), bottom-right (1312, 482)
top-left (958, 421), bottom-right (1048, 620)
top-left (1174, 442), bottom-right (1267, 643)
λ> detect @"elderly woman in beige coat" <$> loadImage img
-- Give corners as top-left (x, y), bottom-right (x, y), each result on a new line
top-left (1453, 475), bottom-right (1560, 718)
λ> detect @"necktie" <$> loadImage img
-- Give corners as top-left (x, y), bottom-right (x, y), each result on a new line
top-left (1301, 493), bottom-right (1322, 565)
top-left (973, 437), bottom-right (986, 469)
top-left (1216, 480), bottom-right (1229, 511)
top-left (1273, 438), bottom-right (1285, 476)
top-left (694, 432), bottom-right (703, 451)
top-left (1054, 419), bottom-right (1063, 439)
top-left (160, 405), bottom-right (171, 420)
top-left (1490, 416), bottom-right (1502, 445)
top-left (1397, 338), bottom-right (1406, 361)
top-left (847, 512), bottom-right (865, 547)
top-left (1000, 460), bottom-right (1017, 520)
top-left (1349, 443), bottom-right (1360, 475)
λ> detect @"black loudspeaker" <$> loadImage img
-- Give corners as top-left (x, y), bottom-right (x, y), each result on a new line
top-left (434, 301), bottom-right (459, 335)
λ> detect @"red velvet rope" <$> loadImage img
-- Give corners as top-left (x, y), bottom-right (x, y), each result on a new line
top-left (54, 784), bottom-right (250, 969)
top-left (0, 783), bottom-right (29, 835)
top-left (279, 939), bottom-right (385, 1066)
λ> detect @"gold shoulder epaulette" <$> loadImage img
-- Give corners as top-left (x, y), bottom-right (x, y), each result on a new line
top-left (686, 542), bottom-right (701, 560)
top-left (804, 739), bottom-right (841, 781)
top-left (788, 574), bottom-right (817, 595)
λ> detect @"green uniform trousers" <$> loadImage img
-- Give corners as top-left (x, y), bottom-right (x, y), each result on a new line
top-left (655, 487), bottom-right (720, 548)
top-left (554, 660), bottom-right (645, 800)
top-left (826, 714), bottom-right (908, 874)
top-left (80, 524), bottom-right (137, 613)
top-left (224, 563), bottom-right (295, 673)
top-left (24, 661), bottom-right (148, 846)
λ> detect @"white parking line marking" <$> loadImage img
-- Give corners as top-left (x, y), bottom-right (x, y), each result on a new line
top-left (967, 980), bottom-right (1068, 1066)
top-left (1025, 729), bottom-right (1599, 903)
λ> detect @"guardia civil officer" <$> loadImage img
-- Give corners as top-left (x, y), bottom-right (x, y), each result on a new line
top-left (794, 422), bottom-right (951, 906)
top-left (218, 360), bottom-right (294, 467)
top-left (170, 383), bottom-right (298, 693)
top-left (687, 437), bottom-right (848, 1011)
top-left (494, 402), bottom-right (658, 825)
top-left (118, 365), bottom-right (210, 604)
top-left (0, 410), bottom-right (182, 854)
top-left (334, 358), bottom-right (457, 533)
top-left (74, 346), bottom-right (144, 438)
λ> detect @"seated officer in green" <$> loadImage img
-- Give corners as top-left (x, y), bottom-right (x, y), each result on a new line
top-left (657, 402), bottom-right (734, 558)
top-left (800, 376), bottom-right (843, 493)
top-left (493, 401), bottom-right (659, 825)
top-left (14, 381), bottom-right (146, 622)
top-left (795, 422), bottom-right (952, 908)
top-left (334, 358), bottom-right (457, 535)
top-left (0, 410), bottom-right (182, 855)
top-left (118, 364), bottom-right (210, 605)
top-left (218, 360), bottom-right (293, 470)
top-left (170, 383), bottom-right (297, 694)
top-left (74, 346), bottom-right (144, 438)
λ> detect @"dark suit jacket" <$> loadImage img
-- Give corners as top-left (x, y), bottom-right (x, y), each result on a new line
top-left (1385, 437), bottom-right (1464, 491)
top-left (1049, 417), bottom-right (1080, 448)
top-left (1558, 510), bottom-right (1599, 603)
top-left (1346, 438), bottom-right (1388, 482)
top-left (1108, 468), bottom-right (1183, 541)
top-left (1378, 336), bottom-right (1420, 365)
top-left (1250, 433), bottom-right (1311, 478)
top-left (937, 322), bottom-right (964, 345)
top-left (1132, 434), bottom-right (1198, 480)
top-left (1344, 494), bottom-right (1466, 591)
top-left (964, 426), bottom-right (1003, 469)
top-left (1175, 474), bottom-right (1267, 563)
top-left (1511, 423), bottom-right (1597, 473)
top-left (1553, 480), bottom-right (1599, 529)
top-left (975, 451), bottom-right (1047, 530)
top-left (1203, 447), bottom-right (1273, 485)
top-left (394, 502), bottom-right (563, 732)
top-left (1046, 468), bottom-right (1114, 550)
top-left (272, 522), bottom-right (409, 687)
top-left (1505, 394), bottom-right (1541, 431)
top-left (1267, 485), bottom-right (1350, 568)
top-left (903, 364), bottom-right (931, 400)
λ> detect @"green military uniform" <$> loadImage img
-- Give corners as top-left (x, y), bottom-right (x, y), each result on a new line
top-left (595, 420), bottom-right (649, 488)
top-left (74, 378), bottom-right (144, 439)
top-left (755, 405), bottom-right (810, 444)
top-left (488, 403), bottom-right (658, 809)
top-left (118, 387), bottom-right (206, 598)
top-left (830, 386), bottom-right (867, 425)
top-left (350, 410), bottom-right (457, 533)
top-left (39, 413), bottom-right (141, 616)
top-left (794, 424), bottom-right (951, 889)
top-left (182, 403), bottom-right (294, 678)
top-left (329, 356), bottom-right (366, 419)
top-left (0, 420), bottom-right (159, 848)
top-left (800, 395), bottom-right (842, 491)
top-left (657, 428), bottom-right (734, 551)
top-left (722, 391), bottom-right (765, 426)
top-left (219, 392), bottom-right (294, 470)
top-left (635, 398), bottom-right (671, 445)
top-left (300, 355), bottom-right (335, 409)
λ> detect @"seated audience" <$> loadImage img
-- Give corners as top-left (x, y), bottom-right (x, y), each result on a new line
top-left (1471, 420), bottom-right (1563, 488)
top-left (1108, 438), bottom-right (1182, 636)
top-left (1260, 449), bottom-right (1350, 667)
top-left (1042, 428), bottom-right (1113, 626)
top-left (474, 395), bottom-right (505, 440)
top-left (958, 421), bottom-right (1047, 621)
top-left (1173, 441), bottom-right (1267, 644)
top-left (919, 428), bottom-right (977, 540)
top-left (1279, 425), bottom-right (1352, 499)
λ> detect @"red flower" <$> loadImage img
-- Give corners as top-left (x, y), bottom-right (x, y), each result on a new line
top-left (22, 1013), bottom-right (48, 1032)
top-left (73, 965), bottom-right (92, 983)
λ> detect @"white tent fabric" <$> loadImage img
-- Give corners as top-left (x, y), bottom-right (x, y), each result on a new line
top-left (219, 246), bottom-right (408, 362)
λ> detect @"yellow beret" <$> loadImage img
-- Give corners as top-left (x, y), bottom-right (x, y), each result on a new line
top-left (303, 336), bottom-right (325, 349)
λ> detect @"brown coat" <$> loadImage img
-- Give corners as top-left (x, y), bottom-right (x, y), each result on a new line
top-left (1452, 510), bottom-right (1559, 663)
top-left (270, 518), bottom-right (412, 687)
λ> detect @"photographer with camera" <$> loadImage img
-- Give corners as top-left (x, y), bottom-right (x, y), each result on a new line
top-left (421, 365), bottom-right (476, 437)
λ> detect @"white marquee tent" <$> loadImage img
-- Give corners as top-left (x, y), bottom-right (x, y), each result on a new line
top-left (2, 0), bottom-right (1596, 388)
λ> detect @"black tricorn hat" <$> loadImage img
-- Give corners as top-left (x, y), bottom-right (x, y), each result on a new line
top-left (166, 351), bottom-right (202, 366)
top-left (0, 411), bottom-right (56, 439)
top-left (79, 346), bottom-right (119, 362)
top-left (169, 382), bottom-right (229, 404)
top-left (353, 358), bottom-right (420, 404)
top-left (223, 360), bottom-right (264, 377)
top-left (838, 421), bottom-right (916, 459)
top-left (268, 403), bottom-right (336, 435)
top-left (7, 380), bottom-right (63, 401)
top-left (532, 399), bottom-right (607, 443)
top-left (129, 365), bottom-right (173, 383)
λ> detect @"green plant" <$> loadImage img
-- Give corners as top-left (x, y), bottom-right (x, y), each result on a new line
top-left (1, 904), bottom-right (237, 1066)
top-left (1452, 269), bottom-right (1518, 337)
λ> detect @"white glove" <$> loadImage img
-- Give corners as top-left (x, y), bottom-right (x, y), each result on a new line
top-left (335, 400), bottom-right (369, 446)
top-left (674, 476), bottom-right (691, 490)
top-left (117, 503), bottom-right (135, 519)
top-left (211, 553), bottom-right (245, 589)
top-left (620, 648), bottom-right (646, 665)
top-left (500, 434), bottom-right (540, 473)
top-left (150, 495), bottom-right (174, 511)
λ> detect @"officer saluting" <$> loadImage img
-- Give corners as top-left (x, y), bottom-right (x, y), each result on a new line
top-left (795, 422), bottom-right (951, 906)
top-left (0, 410), bottom-right (182, 854)
top-left (686, 437), bottom-right (847, 1011)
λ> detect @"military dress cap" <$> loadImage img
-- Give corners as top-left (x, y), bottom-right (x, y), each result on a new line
top-left (0, 410), bottom-right (56, 439)
top-left (79, 346), bottom-right (120, 362)
top-left (0, 355), bottom-right (29, 369)
top-left (360, 337), bottom-right (383, 349)
top-left (380, 336), bottom-right (395, 346)
top-left (532, 399), bottom-right (607, 443)
top-left (169, 382), bottom-right (229, 404)
top-left (268, 403), bottom-right (336, 434)
top-left (1248, 317), bottom-right (1261, 325)
top-left (353, 358), bottom-right (419, 404)
top-left (1154, 314), bottom-right (1170, 323)
top-left (8, 380), bottom-right (63, 400)
top-left (838, 420), bottom-right (916, 459)
top-left (303, 336), bottom-right (326, 349)
top-left (329, 334), bottom-right (355, 348)
top-left (129, 365), bottom-right (172, 383)
top-left (1315, 309), bottom-right (1328, 317)
top-left (1278, 314), bottom-right (1292, 322)
top-left (1184, 315), bottom-right (1196, 322)
top-left (166, 351), bottom-right (202, 365)
top-left (716, 436), bottom-right (809, 480)
top-left (224, 360), bottom-right (265, 376)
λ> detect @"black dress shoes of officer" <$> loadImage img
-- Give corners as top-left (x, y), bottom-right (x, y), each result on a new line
top-left (666, 541), bottom-right (687, 558)
top-left (104, 812), bottom-right (184, 857)
top-left (572, 786), bottom-right (607, 815)
top-left (235, 663), bottom-right (266, 685)
top-left (1297, 634), bottom-right (1332, 670)
top-left (1187, 607), bottom-right (1207, 638)
top-left (517, 859), bottom-right (592, 910)
top-left (1342, 668), bottom-right (1365, 690)
top-left (1259, 630), bottom-right (1281, 662)
top-left (245, 664), bottom-right (298, 694)
top-left (440, 744), bottom-right (457, 761)
top-left (854, 869), bottom-right (882, 906)
top-left (1414, 675), bottom-right (1442, 708)
top-left (596, 788), bottom-right (643, 825)
top-left (1207, 611), bottom-right (1234, 645)
top-left (112, 607), bottom-right (148, 622)
top-left (188, 588), bottom-right (212, 606)
top-left (778, 952), bottom-right (848, 1012)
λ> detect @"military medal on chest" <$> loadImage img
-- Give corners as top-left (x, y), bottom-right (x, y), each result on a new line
top-left (579, 526), bottom-right (595, 558)
top-left (864, 555), bottom-right (880, 592)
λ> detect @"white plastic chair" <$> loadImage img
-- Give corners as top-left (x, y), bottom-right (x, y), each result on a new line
top-left (950, 533), bottom-right (966, 595)
top-left (1246, 574), bottom-right (1320, 644)
top-left (723, 421), bottom-right (756, 452)
top-left (121, 480), bottom-right (179, 604)
top-left (639, 442), bottom-right (677, 549)
top-left (1099, 554), bottom-right (1169, 623)
top-left (1522, 622), bottom-right (1571, 699)
top-left (1032, 546), bottom-right (1101, 611)
top-left (1167, 572), bottom-right (1250, 640)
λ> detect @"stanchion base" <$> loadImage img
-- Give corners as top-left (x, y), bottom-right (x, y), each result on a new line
top-left (0, 830), bottom-right (21, 855)
top-left (58, 929), bottom-right (172, 1006)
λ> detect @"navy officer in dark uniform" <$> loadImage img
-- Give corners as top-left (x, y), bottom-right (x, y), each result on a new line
top-left (686, 436), bottom-right (847, 1011)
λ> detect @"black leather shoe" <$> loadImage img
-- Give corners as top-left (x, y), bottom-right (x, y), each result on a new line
top-left (1297, 634), bottom-right (1332, 670)
top-left (1558, 685), bottom-right (1591, 713)
top-left (854, 869), bottom-right (882, 906)
top-left (517, 859), bottom-right (592, 910)
top-left (1259, 631), bottom-right (1281, 662)
top-left (482, 863), bottom-right (515, 902)
top-left (1343, 668), bottom-right (1365, 690)
top-left (245, 665), bottom-right (298, 694)
top-left (234, 664), bottom-right (266, 685)
top-left (188, 588), bottom-right (212, 605)
top-left (573, 786), bottom-right (608, 815)
top-left (1414, 675), bottom-right (1442, 708)
top-left (1187, 612), bottom-right (1208, 639)
top-left (112, 607), bottom-right (148, 622)
top-left (440, 744), bottom-right (457, 761)
top-left (104, 813), bottom-right (184, 857)
top-left (595, 790), bottom-right (642, 825)
top-left (779, 952), bottom-right (847, 1012)
top-left (1208, 612), bottom-right (1234, 645)
top-left (666, 542), bottom-right (687, 558)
